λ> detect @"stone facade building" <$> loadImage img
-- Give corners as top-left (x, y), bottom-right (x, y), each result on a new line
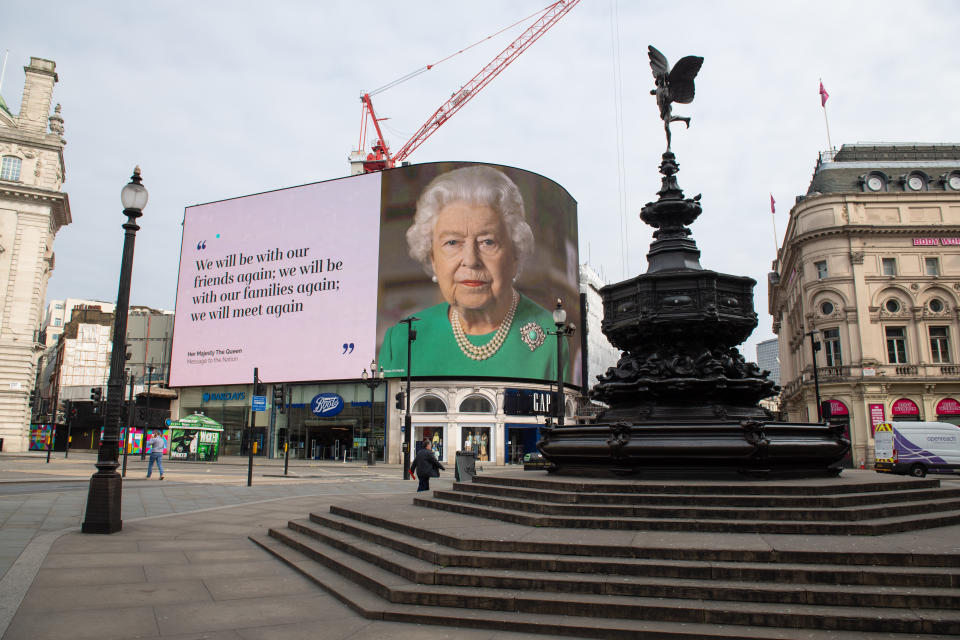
top-left (769, 144), bottom-right (960, 466)
top-left (0, 57), bottom-right (70, 451)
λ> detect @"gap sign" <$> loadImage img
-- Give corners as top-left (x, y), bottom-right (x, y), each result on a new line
top-left (504, 388), bottom-right (554, 416)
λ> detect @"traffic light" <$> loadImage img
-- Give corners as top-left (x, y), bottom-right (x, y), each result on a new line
top-left (273, 385), bottom-right (285, 414)
top-left (90, 387), bottom-right (102, 402)
top-left (395, 391), bottom-right (405, 411)
top-left (29, 388), bottom-right (36, 407)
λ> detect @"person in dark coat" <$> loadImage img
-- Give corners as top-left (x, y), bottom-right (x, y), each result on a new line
top-left (410, 439), bottom-right (444, 492)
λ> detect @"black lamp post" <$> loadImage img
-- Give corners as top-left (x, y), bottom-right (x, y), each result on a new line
top-left (82, 167), bottom-right (147, 534)
top-left (547, 299), bottom-right (576, 427)
top-left (807, 330), bottom-right (823, 422)
top-left (361, 361), bottom-right (384, 466)
top-left (399, 316), bottom-right (418, 479)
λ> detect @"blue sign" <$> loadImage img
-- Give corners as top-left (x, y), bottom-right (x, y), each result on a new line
top-left (252, 395), bottom-right (266, 412)
top-left (311, 393), bottom-right (344, 417)
top-left (203, 391), bottom-right (246, 402)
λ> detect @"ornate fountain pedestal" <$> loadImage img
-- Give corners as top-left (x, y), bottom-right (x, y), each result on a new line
top-left (539, 152), bottom-right (849, 477)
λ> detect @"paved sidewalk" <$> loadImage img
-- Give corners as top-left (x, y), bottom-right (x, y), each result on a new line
top-left (0, 454), bottom-right (549, 639)
top-left (0, 456), bottom-right (958, 639)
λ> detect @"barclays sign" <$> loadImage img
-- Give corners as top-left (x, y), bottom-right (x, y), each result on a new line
top-left (203, 391), bottom-right (246, 402)
top-left (311, 393), bottom-right (344, 417)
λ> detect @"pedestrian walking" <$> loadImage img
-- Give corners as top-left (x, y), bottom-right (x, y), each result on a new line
top-left (410, 439), bottom-right (444, 492)
top-left (146, 430), bottom-right (167, 480)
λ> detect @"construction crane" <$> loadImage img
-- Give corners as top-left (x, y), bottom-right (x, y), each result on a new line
top-left (350, 0), bottom-right (580, 174)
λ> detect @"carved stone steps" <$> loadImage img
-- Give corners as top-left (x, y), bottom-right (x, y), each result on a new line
top-left (415, 493), bottom-right (960, 535)
top-left (457, 479), bottom-right (960, 508)
top-left (251, 499), bottom-right (960, 637)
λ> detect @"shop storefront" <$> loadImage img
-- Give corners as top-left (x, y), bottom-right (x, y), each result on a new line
top-left (277, 383), bottom-right (386, 462)
top-left (461, 425), bottom-right (492, 462)
top-left (177, 387), bottom-right (250, 457)
top-left (505, 424), bottom-right (540, 464)
top-left (892, 398), bottom-right (921, 422)
top-left (825, 399), bottom-right (853, 468)
top-left (414, 425), bottom-right (445, 461)
top-left (936, 398), bottom-right (960, 426)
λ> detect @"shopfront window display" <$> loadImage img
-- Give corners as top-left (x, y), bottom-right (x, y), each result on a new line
top-left (415, 426), bottom-right (444, 461)
top-left (461, 426), bottom-right (491, 462)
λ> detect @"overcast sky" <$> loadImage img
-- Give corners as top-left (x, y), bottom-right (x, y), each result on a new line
top-left (4, 0), bottom-right (959, 365)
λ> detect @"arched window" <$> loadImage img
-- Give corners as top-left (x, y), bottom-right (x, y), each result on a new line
top-left (459, 395), bottom-right (494, 413)
top-left (0, 156), bottom-right (21, 182)
top-left (413, 395), bottom-right (446, 413)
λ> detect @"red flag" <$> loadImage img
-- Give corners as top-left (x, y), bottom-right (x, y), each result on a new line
top-left (819, 81), bottom-right (829, 107)
top-left (770, 193), bottom-right (776, 214)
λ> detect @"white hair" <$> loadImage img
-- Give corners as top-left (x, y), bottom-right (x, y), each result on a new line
top-left (406, 166), bottom-right (535, 276)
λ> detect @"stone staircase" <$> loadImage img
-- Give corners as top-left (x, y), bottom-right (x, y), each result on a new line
top-left (251, 473), bottom-right (960, 638)
top-left (415, 474), bottom-right (960, 535)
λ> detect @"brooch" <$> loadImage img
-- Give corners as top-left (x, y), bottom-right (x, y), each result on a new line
top-left (520, 322), bottom-right (545, 351)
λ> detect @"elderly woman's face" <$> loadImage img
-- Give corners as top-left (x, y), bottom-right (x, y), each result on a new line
top-left (430, 201), bottom-right (517, 316)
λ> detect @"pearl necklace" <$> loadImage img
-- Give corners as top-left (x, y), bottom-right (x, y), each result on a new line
top-left (450, 291), bottom-right (519, 361)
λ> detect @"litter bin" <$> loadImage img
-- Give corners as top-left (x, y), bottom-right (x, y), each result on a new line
top-left (455, 450), bottom-right (477, 483)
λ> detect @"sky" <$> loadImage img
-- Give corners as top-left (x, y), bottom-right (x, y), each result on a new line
top-left (4, 0), bottom-right (960, 366)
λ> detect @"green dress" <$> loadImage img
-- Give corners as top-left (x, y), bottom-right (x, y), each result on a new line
top-left (378, 294), bottom-right (569, 381)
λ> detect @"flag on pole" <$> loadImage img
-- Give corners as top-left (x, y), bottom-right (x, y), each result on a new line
top-left (770, 193), bottom-right (776, 214)
top-left (819, 81), bottom-right (829, 107)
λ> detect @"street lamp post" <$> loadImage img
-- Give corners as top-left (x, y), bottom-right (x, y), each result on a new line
top-left (399, 316), bottom-right (418, 479)
top-left (807, 330), bottom-right (823, 422)
top-left (82, 167), bottom-right (147, 534)
top-left (547, 299), bottom-right (576, 427)
top-left (361, 361), bottom-right (384, 466)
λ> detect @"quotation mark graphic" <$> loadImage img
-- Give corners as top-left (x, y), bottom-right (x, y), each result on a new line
top-left (196, 240), bottom-right (207, 250)
top-left (342, 343), bottom-right (355, 354)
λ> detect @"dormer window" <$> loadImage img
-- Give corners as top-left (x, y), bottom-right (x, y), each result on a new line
top-left (862, 171), bottom-right (888, 192)
top-left (904, 171), bottom-right (929, 191)
top-left (945, 171), bottom-right (960, 191)
top-left (0, 156), bottom-right (21, 181)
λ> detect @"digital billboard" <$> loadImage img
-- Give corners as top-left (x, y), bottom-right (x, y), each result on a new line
top-left (170, 162), bottom-right (579, 388)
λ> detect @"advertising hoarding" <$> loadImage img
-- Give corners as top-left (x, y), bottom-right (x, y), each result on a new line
top-left (170, 162), bottom-right (579, 387)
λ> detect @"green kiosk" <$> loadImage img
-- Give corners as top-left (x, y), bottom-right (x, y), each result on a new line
top-left (168, 413), bottom-right (223, 462)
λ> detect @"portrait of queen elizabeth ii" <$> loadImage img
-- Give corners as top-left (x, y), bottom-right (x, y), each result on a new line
top-left (377, 164), bottom-right (575, 381)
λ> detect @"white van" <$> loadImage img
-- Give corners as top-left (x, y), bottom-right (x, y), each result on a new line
top-left (874, 421), bottom-right (960, 477)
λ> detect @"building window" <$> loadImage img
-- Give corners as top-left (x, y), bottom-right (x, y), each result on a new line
top-left (929, 298), bottom-right (944, 313)
top-left (905, 172), bottom-right (928, 191)
top-left (823, 328), bottom-right (842, 366)
top-left (882, 258), bottom-right (897, 276)
top-left (53, 318), bottom-right (61, 327)
top-left (930, 327), bottom-right (951, 363)
top-left (946, 171), bottom-right (960, 191)
top-left (925, 257), bottom-right (940, 277)
top-left (885, 327), bottom-right (908, 364)
top-left (885, 299), bottom-right (901, 313)
top-left (412, 395), bottom-right (446, 413)
top-left (815, 260), bottom-right (828, 280)
top-left (820, 301), bottom-right (834, 315)
top-left (863, 171), bottom-right (888, 192)
top-left (459, 395), bottom-right (494, 413)
top-left (0, 156), bottom-right (21, 181)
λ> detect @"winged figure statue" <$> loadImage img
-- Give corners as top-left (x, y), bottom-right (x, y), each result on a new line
top-left (648, 46), bottom-right (703, 151)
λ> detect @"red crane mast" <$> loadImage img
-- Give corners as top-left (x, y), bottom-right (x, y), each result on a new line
top-left (354, 0), bottom-right (580, 173)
